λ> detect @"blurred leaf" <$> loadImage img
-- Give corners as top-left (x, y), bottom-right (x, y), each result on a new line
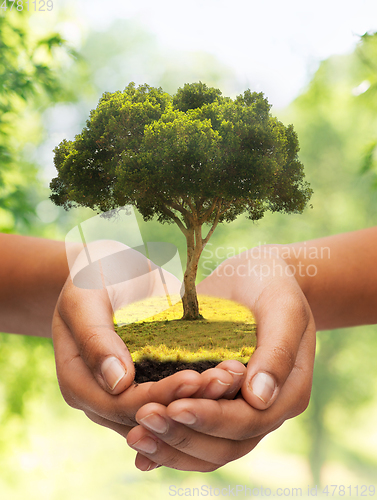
top-left (0, 14), bottom-right (80, 233)
top-left (360, 141), bottom-right (377, 174)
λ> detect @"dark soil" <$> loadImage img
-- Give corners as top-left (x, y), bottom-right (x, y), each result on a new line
top-left (134, 358), bottom-right (248, 383)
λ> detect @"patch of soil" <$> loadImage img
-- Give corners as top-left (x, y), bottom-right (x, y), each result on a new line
top-left (134, 358), bottom-right (248, 384)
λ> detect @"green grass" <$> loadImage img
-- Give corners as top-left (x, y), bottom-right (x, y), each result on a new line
top-left (115, 295), bottom-right (257, 364)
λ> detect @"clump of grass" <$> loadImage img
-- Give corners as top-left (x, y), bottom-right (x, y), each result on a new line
top-left (115, 295), bottom-right (257, 364)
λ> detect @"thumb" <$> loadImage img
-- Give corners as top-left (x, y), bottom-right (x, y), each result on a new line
top-left (56, 239), bottom-right (159, 395)
top-left (240, 282), bottom-right (313, 410)
top-left (55, 283), bottom-right (135, 395)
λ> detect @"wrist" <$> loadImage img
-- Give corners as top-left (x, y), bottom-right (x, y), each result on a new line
top-left (258, 243), bottom-right (312, 298)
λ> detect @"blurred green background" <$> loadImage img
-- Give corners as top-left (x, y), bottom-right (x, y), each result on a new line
top-left (1, 2), bottom-right (377, 498)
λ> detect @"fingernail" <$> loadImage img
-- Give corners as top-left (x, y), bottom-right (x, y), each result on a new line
top-left (227, 370), bottom-right (244, 376)
top-left (205, 379), bottom-right (231, 391)
top-left (101, 356), bottom-right (126, 390)
top-left (203, 379), bottom-right (231, 398)
top-left (249, 372), bottom-right (276, 404)
top-left (171, 411), bottom-right (197, 426)
top-left (217, 379), bottom-right (231, 386)
top-left (131, 437), bottom-right (157, 454)
top-left (146, 462), bottom-right (160, 471)
top-left (140, 413), bottom-right (168, 434)
top-left (176, 384), bottom-right (200, 398)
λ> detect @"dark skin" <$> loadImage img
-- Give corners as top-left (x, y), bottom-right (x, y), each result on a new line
top-left (0, 235), bottom-right (247, 467)
top-left (1, 228), bottom-right (377, 472)
top-left (128, 227), bottom-right (377, 471)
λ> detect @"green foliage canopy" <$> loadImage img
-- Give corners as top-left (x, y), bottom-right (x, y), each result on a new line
top-left (0, 14), bottom-right (69, 232)
top-left (51, 82), bottom-right (312, 228)
top-left (51, 81), bottom-right (312, 319)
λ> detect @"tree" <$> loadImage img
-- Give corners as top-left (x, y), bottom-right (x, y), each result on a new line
top-left (50, 82), bottom-right (312, 319)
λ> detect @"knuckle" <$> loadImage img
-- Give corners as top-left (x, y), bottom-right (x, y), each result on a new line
top-left (285, 293), bottom-right (310, 327)
top-left (218, 402), bottom-right (252, 441)
top-left (57, 285), bottom-right (78, 315)
top-left (295, 388), bottom-right (311, 415)
top-left (157, 451), bottom-right (184, 470)
top-left (204, 464), bottom-right (220, 473)
top-left (290, 372), bottom-right (312, 417)
top-left (300, 395), bottom-right (311, 414)
top-left (59, 385), bottom-right (79, 409)
top-left (218, 442), bottom-right (244, 465)
top-left (291, 397), bottom-right (309, 417)
top-left (79, 331), bottom-right (103, 364)
top-left (56, 355), bottom-right (83, 410)
top-left (234, 426), bottom-right (253, 441)
top-left (168, 434), bottom-right (193, 452)
top-left (270, 343), bottom-right (296, 375)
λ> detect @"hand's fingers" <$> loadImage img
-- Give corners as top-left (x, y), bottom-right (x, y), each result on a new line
top-left (127, 423), bottom-right (246, 472)
top-left (146, 370), bottom-right (203, 406)
top-left (199, 252), bottom-right (312, 409)
top-left (130, 432), bottom-right (221, 472)
top-left (134, 454), bottom-right (160, 472)
top-left (54, 297), bottom-right (134, 395)
top-left (189, 362), bottom-right (246, 400)
top-left (58, 240), bottom-right (162, 394)
top-left (166, 324), bottom-right (315, 440)
top-left (53, 314), bottom-right (204, 425)
top-left (85, 403), bottom-right (260, 474)
top-left (241, 280), bottom-right (312, 409)
top-left (84, 408), bottom-right (133, 439)
top-left (129, 405), bottom-right (262, 471)
top-left (214, 360), bottom-right (247, 399)
top-left (168, 397), bottom-right (266, 440)
top-left (191, 368), bottom-right (233, 399)
top-left (167, 386), bottom-right (294, 441)
top-left (132, 436), bottom-right (218, 472)
top-left (276, 313), bottom-right (316, 420)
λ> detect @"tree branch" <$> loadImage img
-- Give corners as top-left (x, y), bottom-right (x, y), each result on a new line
top-left (169, 201), bottom-right (194, 225)
top-left (219, 200), bottom-right (231, 215)
top-left (198, 197), bottom-right (219, 225)
top-left (195, 198), bottom-right (204, 213)
top-left (161, 205), bottom-right (188, 236)
top-left (203, 201), bottom-right (222, 246)
top-left (180, 195), bottom-right (197, 222)
top-left (186, 197), bottom-right (196, 214)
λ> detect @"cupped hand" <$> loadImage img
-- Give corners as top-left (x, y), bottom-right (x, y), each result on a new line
top-left (128, 247), bottom-right (316, 471)
top-left (52, 240), bottom-right (246, 439)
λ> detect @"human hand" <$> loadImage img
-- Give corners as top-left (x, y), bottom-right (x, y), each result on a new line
top-left (126, 247), bottom-right (316, 471)
top-left (52, 240), bottom-right (246, 440)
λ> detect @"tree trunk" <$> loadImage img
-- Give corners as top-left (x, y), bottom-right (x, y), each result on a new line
top-left (181, 227), bottom-right (203, 320)
top-left (174, 203), bottom-right (222, 320)
top-left (182, 273), bottom-right (201, 319)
